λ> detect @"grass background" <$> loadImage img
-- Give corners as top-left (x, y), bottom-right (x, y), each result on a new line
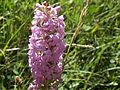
top-left (0, 0), bottom-right (120, 90)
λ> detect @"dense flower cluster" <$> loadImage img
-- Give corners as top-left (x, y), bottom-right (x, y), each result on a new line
top-left (28, 2), bottom-right (65, 90)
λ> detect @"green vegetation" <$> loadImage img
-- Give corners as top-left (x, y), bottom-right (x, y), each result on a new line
top-left (0, 0), bottom-right (120, 90)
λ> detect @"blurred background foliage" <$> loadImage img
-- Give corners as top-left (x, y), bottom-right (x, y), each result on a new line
top-left (0, 0), bottom-right (120, 90)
